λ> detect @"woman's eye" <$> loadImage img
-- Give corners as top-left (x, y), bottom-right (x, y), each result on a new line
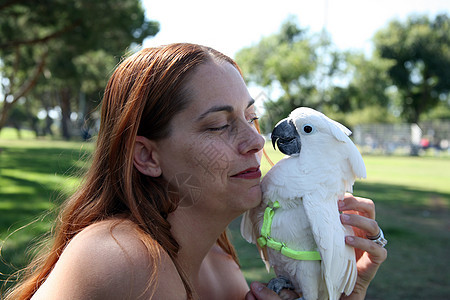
top-left (208, 124), bottom-right (230, 132)
top-left (248, 116), bottom-right (259, 125)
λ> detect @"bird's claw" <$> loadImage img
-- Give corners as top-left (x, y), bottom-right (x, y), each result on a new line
top-left (267, 275), bottom-right (295, 295)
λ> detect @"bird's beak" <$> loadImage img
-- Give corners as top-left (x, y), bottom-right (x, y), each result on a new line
top-left (271, 118), bottom-right (301, 155)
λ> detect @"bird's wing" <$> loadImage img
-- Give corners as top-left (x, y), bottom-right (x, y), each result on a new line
top-left (303, 192), bottom-right (357, 299)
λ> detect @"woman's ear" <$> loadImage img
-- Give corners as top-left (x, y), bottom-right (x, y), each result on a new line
top-left (134, 136), bottom-right (162, 177)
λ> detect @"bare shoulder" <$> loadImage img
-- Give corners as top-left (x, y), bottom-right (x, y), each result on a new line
top-left (197, 244), bottom-right (249, 300)
top-left (32, 219), bottom-right (186, 299)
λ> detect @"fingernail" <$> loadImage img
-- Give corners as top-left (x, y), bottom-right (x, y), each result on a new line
top-left (341, 214), bottom-right (350, 221)
top-left (346, 236), bottom-right (355, 243)
top-left (253, 282), bottom-right (264, 292)
top-left (338, 200), bottom-right (345, 209)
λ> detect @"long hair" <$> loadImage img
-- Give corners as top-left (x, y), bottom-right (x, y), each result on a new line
top-left (5, 43), bottom-right (245, 300)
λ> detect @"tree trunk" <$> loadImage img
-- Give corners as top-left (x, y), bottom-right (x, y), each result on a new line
top-left (45, 114), bottom-right (54, 136)
top-left (60, 87), bottom-right (72, 140)
top-left (0, 101), bottom-right (11, 133)
top-left (24, 98), bottom-right (40, 137)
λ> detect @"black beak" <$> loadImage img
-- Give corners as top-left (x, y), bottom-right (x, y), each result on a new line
top-left (271, 118), bottom-right (301, 155)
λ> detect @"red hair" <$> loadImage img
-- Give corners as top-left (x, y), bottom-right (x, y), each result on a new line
top-left (5, 43), bottom-right (245, 300)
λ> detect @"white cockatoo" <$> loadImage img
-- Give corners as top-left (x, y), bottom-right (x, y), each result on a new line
top-left (241, 107), bottom-right (366, 300)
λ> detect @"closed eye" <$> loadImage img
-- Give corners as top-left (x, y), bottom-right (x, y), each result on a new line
top-left (208, 124), bottom-right (230, 132)
top-left (248, 116), bottom-right (259, 125)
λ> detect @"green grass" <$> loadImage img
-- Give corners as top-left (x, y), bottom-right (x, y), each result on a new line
top-left (1, 128), bottom-right (450, 299)
top-left (0, 128), bottom-right (36, 140)
top-left (0, 130), bottom-right (93, 292)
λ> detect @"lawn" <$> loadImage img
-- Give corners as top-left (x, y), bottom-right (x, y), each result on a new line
top-left (1, 129), bottom-right (449, 299)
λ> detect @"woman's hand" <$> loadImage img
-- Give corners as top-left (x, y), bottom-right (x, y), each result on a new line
top-left (339, 193), bottom-right (388, 299)
top-left (244, 282), bottom-right (299, 300)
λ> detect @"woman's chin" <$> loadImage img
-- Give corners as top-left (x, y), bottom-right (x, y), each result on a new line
top-left (244, 185), bottom-right (262, 209)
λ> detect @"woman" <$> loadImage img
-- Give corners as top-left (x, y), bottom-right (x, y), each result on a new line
top-left (6, 43), bottom-right (386, 299)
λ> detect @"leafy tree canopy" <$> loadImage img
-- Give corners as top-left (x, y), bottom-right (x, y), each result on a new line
top-left (236, 17), bottom-right (352, 132)
top-left (0, 0), bottom-right (158, 54)
top-left (0, 0), bottom-right (159, 135)
top-left (373, 14), bottom-right (450, 123)
top-left (237, 14), bottom-right (450, 133)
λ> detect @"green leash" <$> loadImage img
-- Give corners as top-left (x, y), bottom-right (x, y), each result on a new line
top-left (257, 201), bottom-right (322, 261)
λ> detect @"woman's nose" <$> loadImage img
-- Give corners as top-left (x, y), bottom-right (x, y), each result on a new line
top-left (237, 122), bottom-right (265, 155)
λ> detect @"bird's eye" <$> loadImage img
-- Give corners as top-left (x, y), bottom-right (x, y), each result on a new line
top-left (302, 124), bottom-right (314, 134)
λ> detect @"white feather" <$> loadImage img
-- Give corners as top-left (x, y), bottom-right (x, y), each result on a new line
top-left (241, 107), bottom-right (365, 300)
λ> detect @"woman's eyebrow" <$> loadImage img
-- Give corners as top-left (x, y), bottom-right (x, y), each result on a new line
top-left (197, 105), bottom-right (233, 121)
top-left (197, 98), bottom-right (255, 121)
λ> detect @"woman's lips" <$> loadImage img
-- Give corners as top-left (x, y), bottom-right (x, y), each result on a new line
top-left (231, 167), bottom-right (261, 179)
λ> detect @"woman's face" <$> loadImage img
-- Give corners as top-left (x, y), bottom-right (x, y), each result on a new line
top-left (155, 61), bottom-right (265, 217)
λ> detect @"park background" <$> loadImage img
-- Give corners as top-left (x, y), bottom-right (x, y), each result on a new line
top-left (1, 1), bottom-right (449, 299)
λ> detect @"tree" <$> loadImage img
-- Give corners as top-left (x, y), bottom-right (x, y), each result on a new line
top-left (235, 17), bottom-right (347, 132)
top-left (0, 0), bottom-right (159, 137)
top-left (373, 14), bottom-right (450, 123)
top-left (319, 51), bottom-right (398, 127)
top-left (331, 53), bottom-right (393, 111)
top-left (73, 50), bottom-right (118, 126)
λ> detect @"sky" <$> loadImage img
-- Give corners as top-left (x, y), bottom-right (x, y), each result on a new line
top-left (142, 0), bottom-right (449, 58)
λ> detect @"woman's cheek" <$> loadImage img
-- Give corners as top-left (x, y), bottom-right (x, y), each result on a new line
top-left (190, 138), bottom-right (231, 183)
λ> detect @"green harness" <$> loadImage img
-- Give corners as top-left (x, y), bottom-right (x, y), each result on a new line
top-left (256, 201), bottom-right (322, 261)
